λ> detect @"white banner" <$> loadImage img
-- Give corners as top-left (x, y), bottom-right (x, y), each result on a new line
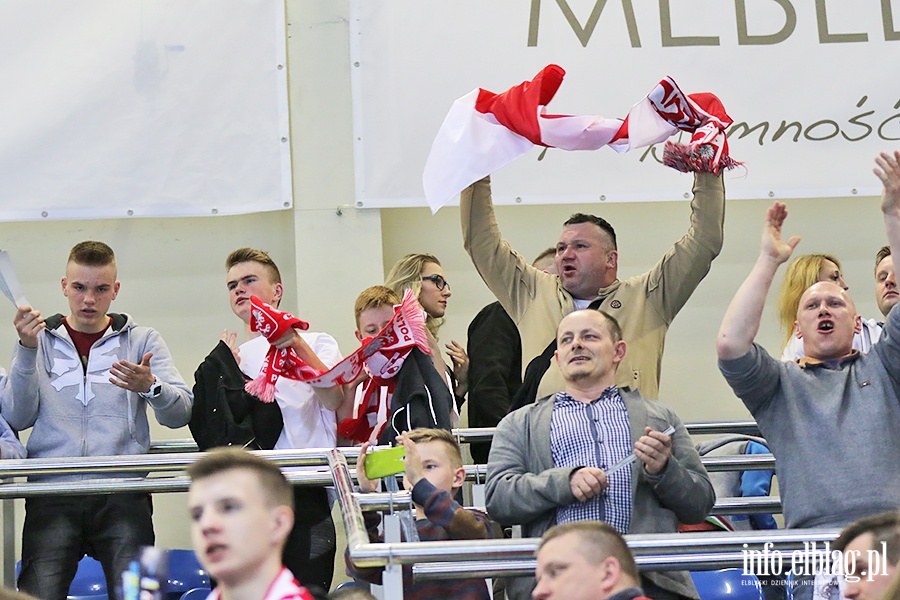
top-left (350, 0), bottom-right (900, 207)
top-left (0, 0), bottom-right (290, 221)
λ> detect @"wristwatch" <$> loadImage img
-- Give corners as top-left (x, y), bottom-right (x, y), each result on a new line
top-left (139, 376), bottom-right (163, 399)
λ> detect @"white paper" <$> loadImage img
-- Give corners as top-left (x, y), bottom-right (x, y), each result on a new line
top-left (0, 250), bottom-right (30, 308)
top-left (606, 425), bottom-right (676, 475)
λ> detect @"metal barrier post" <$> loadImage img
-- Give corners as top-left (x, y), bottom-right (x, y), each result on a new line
top-left (2, 498), bottom-right (14, 588)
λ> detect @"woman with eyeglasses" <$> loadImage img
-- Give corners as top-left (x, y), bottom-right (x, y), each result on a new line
top-left (385, 253), bottom-right (469, 406)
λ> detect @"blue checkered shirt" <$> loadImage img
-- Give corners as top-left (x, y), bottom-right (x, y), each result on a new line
top-left (551, 386), bottom-right (633, 533)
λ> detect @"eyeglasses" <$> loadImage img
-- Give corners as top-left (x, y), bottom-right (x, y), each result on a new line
top-left (421, 274), bottom-right (450, 291)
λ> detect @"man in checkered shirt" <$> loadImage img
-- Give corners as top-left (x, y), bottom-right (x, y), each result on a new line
top-left (486, 309), bottom-right (714, 600)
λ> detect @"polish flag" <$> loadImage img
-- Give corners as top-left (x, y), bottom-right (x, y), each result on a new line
top-left (422, 64), bottom-right (736, 212)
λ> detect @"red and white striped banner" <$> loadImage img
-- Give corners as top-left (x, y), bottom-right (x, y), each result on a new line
top-left (423, 64), bottom-right (736, 212)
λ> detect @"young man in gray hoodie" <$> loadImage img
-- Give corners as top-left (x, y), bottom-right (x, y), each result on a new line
top-left (2, 241), bottom-right (192, 600)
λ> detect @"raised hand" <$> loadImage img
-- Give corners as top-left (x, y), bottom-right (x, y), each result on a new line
top-left (14, 306), bottom-right (44, 349)
top-left (397, 431), bottom-right (424, 487)
top-left (875, 150), bottom-right (900, 215)
top-left (221, 329), bottom-right (241, 365)
top-left (761, 202), bottom-right (801, 265)
top-left (110, 352), bottom-right (155, 393)
top-left (355, 442), bottom-right (379, 493)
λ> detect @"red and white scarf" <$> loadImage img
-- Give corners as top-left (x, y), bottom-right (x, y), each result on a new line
top-left (423, 64), bottom-right (738, 211)
top-left (244, 296), bottom-right (319, 403)
top-left (245, 290), bottom-right (430, 441)
top-left (332, 290), bottom-right (432, 442)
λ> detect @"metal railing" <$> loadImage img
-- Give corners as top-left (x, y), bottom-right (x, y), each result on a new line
top-left (1, 421), bottom-right (787, 594)
top-left (0, 454), bottom-right (774, 499)
top-left (146, 420), bottom-right (763, 454)
top-left (323, 446), bottom-right (838, 587)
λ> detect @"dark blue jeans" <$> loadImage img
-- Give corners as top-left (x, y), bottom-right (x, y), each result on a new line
top-left (18, 493), bottom-right (155, 600)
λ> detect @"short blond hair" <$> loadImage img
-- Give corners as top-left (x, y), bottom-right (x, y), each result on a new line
top-left (226, 248), bottom-right (282, 285)
top-left (68, 241), bottom-right (115, 268)
top-left (876, 246), bottom-right (892, 271)
top-left (540, 521), bottom-right (639, 582)
top-left (354, 286), bottom-right (400, 329)
top-left (187, 447), bottom-right (293, 511)
top-left (406, 427), bottom-right (462, 468)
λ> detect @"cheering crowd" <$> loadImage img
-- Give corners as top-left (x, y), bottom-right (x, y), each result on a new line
top-left (0, 148), bottom-right (899, 600)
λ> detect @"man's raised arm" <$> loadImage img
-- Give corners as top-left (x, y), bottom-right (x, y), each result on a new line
top-left (877, 151), bottom-right (900, 261)
top-left (716, 202), bottom-right (800, 361)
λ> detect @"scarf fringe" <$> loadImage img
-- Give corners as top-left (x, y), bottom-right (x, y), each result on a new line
top-left (662, 141), bottom-right (741, 174)
top-left (244, 376), bottom-right (277, 403)
top-left (399, 289), bottom-right (432, 354)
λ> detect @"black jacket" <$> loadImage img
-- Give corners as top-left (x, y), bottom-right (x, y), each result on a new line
top-left (190, 340), bottom-right (283, 450)
top-left (378, 347), bottom-right (454, 445)
top-left (466, 301), bottom-right (522, 463)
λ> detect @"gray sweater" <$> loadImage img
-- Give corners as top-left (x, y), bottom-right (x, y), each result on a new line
top-left (0, 409), bottom-right (25, 460)
top-left (1, 313), bottom-right (192, 480)
top-left (486, 387), bottom-right (714, 600)
top-left (719, 306), bottom-right (900, 529)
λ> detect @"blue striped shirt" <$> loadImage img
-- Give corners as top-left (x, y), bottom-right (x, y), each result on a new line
top-left (551, 386), bottom-right (633, 533)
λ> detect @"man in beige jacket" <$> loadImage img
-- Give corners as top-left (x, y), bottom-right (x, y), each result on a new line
top-left (460, 172), bottom-right (725, 401)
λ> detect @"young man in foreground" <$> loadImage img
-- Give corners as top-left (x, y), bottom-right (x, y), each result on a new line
top-left (188, 447), bottom-right (315, 600)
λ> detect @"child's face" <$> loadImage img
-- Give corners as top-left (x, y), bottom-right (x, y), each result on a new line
top-left (355, 305), bottom-right (394, 341)
top-left (403, 440), bottom-right (463, 494)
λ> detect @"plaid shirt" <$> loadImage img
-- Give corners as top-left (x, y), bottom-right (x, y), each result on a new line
top-left (551, 386), bottom-right (633, 533)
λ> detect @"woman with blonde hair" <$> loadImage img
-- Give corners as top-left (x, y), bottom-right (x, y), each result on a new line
top-left (778, 253), bottom-right (879, 360)
top-left (385, 253), bottom-right (469, 401)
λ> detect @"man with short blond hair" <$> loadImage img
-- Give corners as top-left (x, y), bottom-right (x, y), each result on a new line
top-left (188, 447), bottom-right (315, 600)
top-left (783, 244), bottom-right (898, 360)
top-left (3, 240), bottom-right (192, 600)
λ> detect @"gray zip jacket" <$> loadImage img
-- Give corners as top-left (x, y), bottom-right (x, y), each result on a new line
top-left (486, 387), bottom-right (714, 600)
top-left (1, 313), bottom-right (192, 479)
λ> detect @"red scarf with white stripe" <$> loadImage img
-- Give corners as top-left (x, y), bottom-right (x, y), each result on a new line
top-left (244, 291), bottom-right (430, 428)
top-left (244, 296), bottom-right (318, 403)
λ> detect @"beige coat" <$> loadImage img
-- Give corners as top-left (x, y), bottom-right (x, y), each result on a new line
top-left (460, 172), bottom-right (725, 400)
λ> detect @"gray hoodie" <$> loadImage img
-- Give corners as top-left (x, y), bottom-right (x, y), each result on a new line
top-left (1, 313), bottom-right (192, 480)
